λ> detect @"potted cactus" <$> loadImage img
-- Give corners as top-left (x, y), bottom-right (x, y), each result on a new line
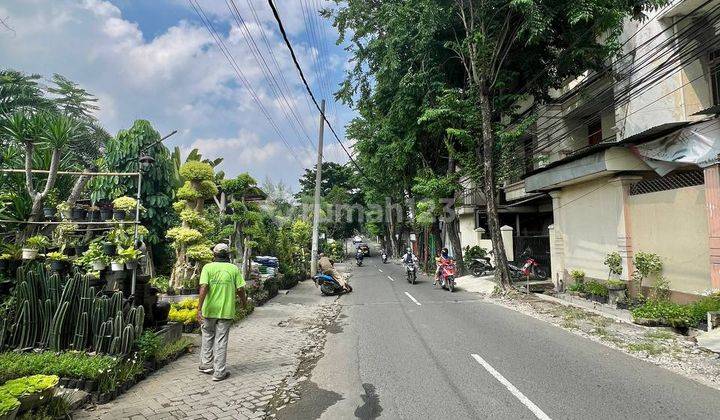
top-left (112, 196), bottom-right (137, 221)
top-left (22, 235), bottom-right (49, 260)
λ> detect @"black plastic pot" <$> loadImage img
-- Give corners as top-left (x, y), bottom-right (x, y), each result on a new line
top-left (87, 209), bottom-right (101, 222)
top-left (59, 378), bottom-right (69, 388)
top-left (0, 260), bottom-right (7, 271)
top-left (64, 247), bottom-right (76, 257)
top-left (616, 301), bottom-right (629, 310)
top-left (591, 294), bottom-right (608, 304)
top-left (75, 244), bottom-right (89, 255)
top-left (71, 208), bottom-right (87, 221)
top-left (99, 209), bottom-right (113, 221)
top-left (97, 393), bottom-right (111, 404)
top-left (67, 378), bottom-right (78, 389)
top-left (113, 210), bottom-right (126, 221)
top-left (50, 260), bottom-right (68, 272)
top-left (103, 243), bottom-right (117, 256)
top-left (43, 207), bottom-right (56, 219)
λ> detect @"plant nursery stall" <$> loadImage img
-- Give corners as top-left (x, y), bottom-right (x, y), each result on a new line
top-left (0, 168), bottom-right (188, 418)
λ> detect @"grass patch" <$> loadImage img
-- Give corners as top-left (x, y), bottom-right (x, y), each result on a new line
top-left (626, 341), bottom-right (665, 356)
top-left (562, 320), bottom-right (579, 329)
top-left (644, 330), bottom-right (675, 340)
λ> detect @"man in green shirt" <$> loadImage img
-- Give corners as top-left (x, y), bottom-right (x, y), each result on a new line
top-left (197, 243), bottom-right (247, 381)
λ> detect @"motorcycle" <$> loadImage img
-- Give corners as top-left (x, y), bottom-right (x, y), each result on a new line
top-left (313, 273), bottom-right (347, 296)
top-left (381, 250), bottom-right (388, 264)
top-left (355, 253), bottom-right (364, 267)
top-left (509, 248), bottom-right (548, 280)
top-left (405, 262), bottom-right (417, 284)
top-left (469, 255), bottom-right (494, 277)
top-left (438, 261), bottom-right (456, 292)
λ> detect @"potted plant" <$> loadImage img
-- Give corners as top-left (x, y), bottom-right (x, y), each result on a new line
top-left (103, 241), bottom-right (117, 257)
top-left (568, 269), bottom-right (585, 294)
top-left (22, 236), bottom-right (49, 260)
top-left (70, 205), bottom-right (87, 222)
top-left (0, 254), bottom-right (9, 272)
top-left (81, 242), bottom-right (109, 271)
top-left (56, 202), bottom-right (72, 221)
top-left (110, 256), bottom-right (125, 272)
top-left (584, 281), bottom-right (609, 303)
top-left (118, 246), bottom-right (142, 270)
top-left (99, 203), bottom-right (113, 222)
top-left (112, 196), bottom-right (137, 221)
top-left (42, 193), bottom-right (58, 221)
top-left (46, 252), bottom-right (69, 272)
top-left (87, 205), bottom-right (101, 222)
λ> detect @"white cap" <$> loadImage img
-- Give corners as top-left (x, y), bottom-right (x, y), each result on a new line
top-left (213, 243), bottom-right (229, 254)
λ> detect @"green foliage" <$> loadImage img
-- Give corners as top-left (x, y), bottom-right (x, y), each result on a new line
top-left (24, 235), bottom-right (49, 250)
top-left (0, 391), bottom-right (19, 416)
top-left (136, 331), bottom-right (162, 361)
top-left (633, 252), bottom-right (663, 295)
top-left (155, 337), bottom-right (193, 362)
top-left (0, 374), bottom-right (58, 398)
top-left (179, 161), bottom-right (214, 182)
top-left (632, 300), bottom-right (694, 327)
top-left (570, 269), bottom-right (585, 283)
top-left (567, 282), bottom-right (584, 293)
top-left (112, 196), bottom-right (137, 212)
top-left (463, 246), bottom-right (487, 261)
top-left (0, 352), bottom-right (118, 383)
top-left (186, 245), bottom-right (213, 263)
top-left (166, 227), bottom-right (203, 246)
top-left (176, 182), bottom-right (202, 201)
top-left (584, 281), bottom-right (608, 297)
top-left (149, 276), bottom-right (170, 292)
top-left (604, 252), bottom-right (623, 277)
top-left (179, 209), bottom-right (213, 232)
top-left (44, 252), bottom-right (68, 262)
top-left (116, 246), bottom-right (142, 263)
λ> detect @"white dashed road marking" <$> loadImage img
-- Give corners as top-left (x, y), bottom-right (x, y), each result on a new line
top-left (387, 276), bottom-right (394, 282)
top-left (404, 292), bottom-right (421, 306)
top-left (470, 354), bottom-right (551, 420)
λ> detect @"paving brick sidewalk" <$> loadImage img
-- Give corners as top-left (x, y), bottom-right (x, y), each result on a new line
top-left (76, 280), bottom-right (339, 420)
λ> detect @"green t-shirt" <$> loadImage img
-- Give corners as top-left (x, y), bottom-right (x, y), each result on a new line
top-left (199, 262), bottom-right (245, 319)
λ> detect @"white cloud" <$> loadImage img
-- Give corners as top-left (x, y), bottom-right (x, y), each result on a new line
top-left (0, 0), bottom-right (350, 188)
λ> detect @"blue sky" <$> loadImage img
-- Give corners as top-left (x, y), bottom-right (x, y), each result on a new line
top-left (0, 0), bottom-right (354, 190)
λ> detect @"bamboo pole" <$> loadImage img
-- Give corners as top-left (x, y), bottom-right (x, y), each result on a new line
top-left (0, 169), bottom-right (140, 177)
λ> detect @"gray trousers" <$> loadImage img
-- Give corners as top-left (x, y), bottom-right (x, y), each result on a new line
top-left (200, 318), bottom-right (232, 377)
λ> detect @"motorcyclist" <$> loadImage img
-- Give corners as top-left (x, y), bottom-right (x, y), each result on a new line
top-left (434, 247), bottom-right (454, 285)
top-left (318, 252), bottom-right (352, 292)
top-left (401, 247), bottom-right (418, 274)
top-left (355, 247), bottom-right (364, 262)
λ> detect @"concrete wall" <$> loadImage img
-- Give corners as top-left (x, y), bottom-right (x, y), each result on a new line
top-left (458, 211), bottom-right (477, 252)
top-left (628, 185), bottom-right (711, 294)
top-left (556, 176), bottom-right (624, 280)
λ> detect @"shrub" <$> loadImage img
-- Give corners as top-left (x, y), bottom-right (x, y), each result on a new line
top-left (570, 269), bottom-right (585, 283)
top-left (0, 374), bottom-right (59, 398)
top-left (604, 252), bottom-right (623, 278)
top-left (0, 392), bottom-right (19, 416)
top-left (155, 337), bottom-right (193, 362)
top-left (112, 196), bottom-right (138, 212)
top-left (633, 252), bottom-right (663, 294)
top-left (567, 282), bottom-right (584, 293)
top-left (186, 244), bottom-right (213, 263)
top-left (166, 227), bottom-right (203, 246)
top-left (149, 276), bottom-right (170, 292)
top-left (179, 161), bottom-right (214, 182)
top-left (0, 352), bottom-right (118, 383)
top-left (631, 300), bottom-right (693, 327)
top-left (463, 245), bottom-right (487, 261)
top-left (24, 235), bottom-right (49, 250)
top-left (136, 331), bottom-right (163, 361)
top-left (584, 281), bottom-right (608, 297)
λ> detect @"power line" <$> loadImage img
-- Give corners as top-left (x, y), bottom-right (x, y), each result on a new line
top-left (187, 0), bottom-right (311, 166)
top-left (226, 0), bottom-right (317, 152)
top-left (266, 0), bottom-right (366, 177)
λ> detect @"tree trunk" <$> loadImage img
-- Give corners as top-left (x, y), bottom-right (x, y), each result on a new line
top-left (67, 174), bottom-right (91, 205)
top-left (477, 87), bottom-right (512, 289)
top-left (447, 156), bottom-right (465, 274)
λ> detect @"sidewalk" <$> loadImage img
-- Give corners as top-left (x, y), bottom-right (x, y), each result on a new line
top-left (76, 280), bottom-right (339, 420)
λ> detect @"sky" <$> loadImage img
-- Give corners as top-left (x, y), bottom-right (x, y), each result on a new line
top-left (0, 0), bottom-right (354, 191)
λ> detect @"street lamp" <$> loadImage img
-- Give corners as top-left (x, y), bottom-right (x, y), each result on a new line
top-left (139, 154), bottom-right (155, 170)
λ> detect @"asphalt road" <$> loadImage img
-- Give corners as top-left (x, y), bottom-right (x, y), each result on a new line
top-left (279, 255), bottom-right (720, 420)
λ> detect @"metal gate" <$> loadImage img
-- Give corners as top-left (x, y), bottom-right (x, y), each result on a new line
top-left (512, 235), bottom-right (550, 271)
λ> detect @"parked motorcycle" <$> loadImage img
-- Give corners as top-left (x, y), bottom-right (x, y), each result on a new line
top-left (381, 250), bottom-right (388, 264)
top-left (469, 255), bottom-right (494, 277)
top-left (509, 248), bottom-right (548, 280)
top-left (405, 262), bottom-right (417, 284)
top-left (313, 273), bottom-right (347, 296)
top-left (438, 261), bottom-right (456, 292)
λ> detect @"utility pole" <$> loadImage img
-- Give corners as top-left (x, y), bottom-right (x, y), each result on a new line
top-left (310, 99), bottom-right (326, 276)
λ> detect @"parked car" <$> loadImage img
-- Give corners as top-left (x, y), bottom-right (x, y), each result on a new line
top-left (357, 243), bottom-right (370, 256)
top-left (353, 235), bottom-right (363, 244)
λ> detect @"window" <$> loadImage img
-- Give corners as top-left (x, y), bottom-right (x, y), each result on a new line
top-left (587, 119), bottom-right (602, 145)
top-left (710, 50), bottom-right (720, 105)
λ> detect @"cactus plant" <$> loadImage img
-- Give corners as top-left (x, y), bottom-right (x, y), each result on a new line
top-left (120, 324), bottom-right (134, 355)
top-left (73, 312), bottom-right (88, 350)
